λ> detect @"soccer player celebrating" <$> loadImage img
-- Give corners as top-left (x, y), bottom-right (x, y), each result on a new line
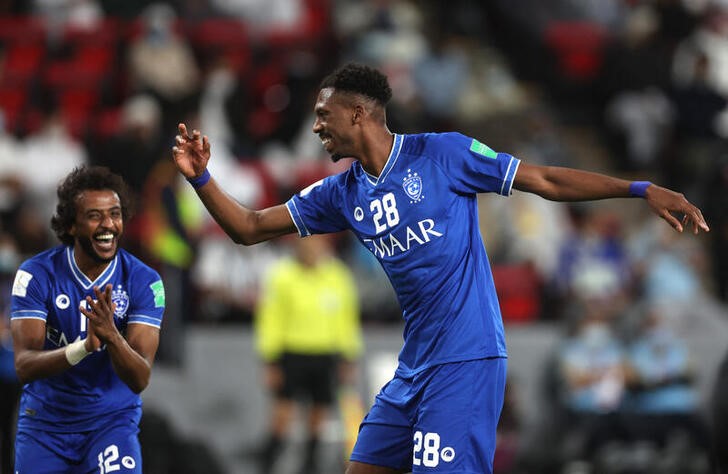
top-left (10, 166), bottom-right (165, 473)
top-left (172, 63), bottom-right (708, 474)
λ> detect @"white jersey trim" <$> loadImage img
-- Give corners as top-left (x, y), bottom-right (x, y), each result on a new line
top-left (67, 247), bottom-right (118, 290)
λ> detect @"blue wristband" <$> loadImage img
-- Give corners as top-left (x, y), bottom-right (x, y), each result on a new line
top-left (186, 169), bottom-right (211, 189)
top-left (629, 181), bottom-right (652, 198)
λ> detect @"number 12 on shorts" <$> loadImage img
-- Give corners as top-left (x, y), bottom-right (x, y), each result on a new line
top-left (412, 431), bottom-right (456, 468)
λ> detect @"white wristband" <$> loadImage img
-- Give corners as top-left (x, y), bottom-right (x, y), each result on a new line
top-left (65, 339), bottom-right (91, 366)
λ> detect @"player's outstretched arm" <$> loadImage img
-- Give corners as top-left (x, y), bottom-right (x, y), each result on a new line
top-left (513, 162), bottom-right (709, 234)
top-left (172, 123), bottom-right (296, 245)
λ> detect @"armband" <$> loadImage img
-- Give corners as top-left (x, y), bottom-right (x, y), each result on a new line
top-left (186, 168), bottom-right (211, 189)
top-left (65, 339), bottom-right (91, 366)
top-left (629, 181), bottom-right (652, 198)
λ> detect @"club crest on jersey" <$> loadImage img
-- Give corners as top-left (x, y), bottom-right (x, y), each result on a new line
top-left (112, 285), bottom-right (129, 318)
top-left (402, 169), bottom-right (423, 203)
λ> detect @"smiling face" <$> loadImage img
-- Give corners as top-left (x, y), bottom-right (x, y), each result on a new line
top-left (70, 189), bottom-right (123, 265)
top-left (312, 87), bottom-right (359, 162)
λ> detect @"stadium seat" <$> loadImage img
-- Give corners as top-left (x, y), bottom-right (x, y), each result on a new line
top-left (0, 16), bottom-right (46, 44)
top-left (491, 262), bottom-right (542, 323)
top-left (74, 44), bottom-right (115, 77)
top-left (2, 43), bottom-right (46, 82)
top-left (0, 85), bottom-right (28, 133)
top-left (92, 107), bottom-right (123, 140)
top-left (190, 18), bottom-right (248, 48)
top-left (189, 18), bottom-right (250, 72)
top-left (543, 21), bottom-right (610, 81)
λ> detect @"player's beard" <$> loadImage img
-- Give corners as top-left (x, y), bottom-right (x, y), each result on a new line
top-left (330, 153), bottom-right (344, 163)
top-left (78, 235), bottom-right (117, 263)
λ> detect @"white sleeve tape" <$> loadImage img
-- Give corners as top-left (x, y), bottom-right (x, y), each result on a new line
top-left (65, 339), bottom-right (91, 366)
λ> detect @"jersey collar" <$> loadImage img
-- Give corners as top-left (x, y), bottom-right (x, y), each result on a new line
top-left (66, 246), bottom-right (119, 290)
top-left (361, 133), bottom-right (403, 186)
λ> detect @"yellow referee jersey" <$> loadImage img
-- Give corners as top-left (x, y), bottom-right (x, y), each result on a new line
top-left (254, 255), bottom-right (363, 362)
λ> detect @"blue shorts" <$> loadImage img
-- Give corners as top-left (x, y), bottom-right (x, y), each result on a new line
top-left (15, 417), bottom-right (142, 473)
top-left (351, 357), bottom-right (507, 473)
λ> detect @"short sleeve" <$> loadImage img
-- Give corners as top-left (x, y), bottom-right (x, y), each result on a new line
top-left (127, 271), bottom-right (165, 328)
top-left (10, 265), bottom-right (49, 322)
top-left (286, 175), bottom-right (348, 236)
top-left (431, 132), bottom-right (520, 196)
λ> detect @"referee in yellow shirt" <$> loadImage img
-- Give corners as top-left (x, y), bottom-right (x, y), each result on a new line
top-left (254, 234), bottom-right (363, 474)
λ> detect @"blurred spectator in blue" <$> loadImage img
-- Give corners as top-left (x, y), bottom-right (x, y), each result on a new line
top-left (556, 299), bottom-right (628, 465)
top-left (628, 215), bottom-right (708, 305)
top-left (411, 29), bottom-right (469, 131)
top-left (622, 301), bottom-right (709, 454)
top-left (0, 230), bottom-right (21, 474)
top-left (552, 205), bottom-right (633, 314)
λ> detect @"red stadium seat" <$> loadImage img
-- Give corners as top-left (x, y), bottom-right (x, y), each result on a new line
top-left (0, 16), bottom-right (46, 44)
top-left (491, 263), bottom-right (542, 324)
top-left (189, 18), bottom-right (251, 72)
top-left (58, 88), bottom-right (100, 113)
top-left (2, 43), bottom-right (47, 81)
top-left (92, 107), bottom-right (123, 139)
top-left (0, 85), bottom-right (28, 133)
top-left (190, 18), bottom-right (249, 50)
top-left (543, 21), bottom-right (610, 81)
top-left (74, 45), bottom-right (114, 77)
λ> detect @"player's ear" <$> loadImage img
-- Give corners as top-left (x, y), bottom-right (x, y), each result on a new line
top-left (352, 104), bottom-right (365, 124)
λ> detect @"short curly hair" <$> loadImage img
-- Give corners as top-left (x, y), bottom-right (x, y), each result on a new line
top-left (51, 165), bottom-right (134, 245)
top-left (319, 62), bottom-right (392, 106)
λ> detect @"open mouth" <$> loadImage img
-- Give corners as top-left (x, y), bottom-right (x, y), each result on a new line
top-left (93, 232), bottom-right (116, 252)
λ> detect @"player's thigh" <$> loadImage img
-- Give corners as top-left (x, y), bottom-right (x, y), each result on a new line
top-left (82, 417), bottom-right (142, 474)
top-left (350, 376), bottom-right (415, 471)
top-left (413, 357), bottom-right (507, 474)
top-left (15, 429), bottom-right (75, 474)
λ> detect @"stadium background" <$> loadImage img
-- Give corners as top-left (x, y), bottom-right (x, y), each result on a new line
top-left (1, 0), bottom-right (728, 473)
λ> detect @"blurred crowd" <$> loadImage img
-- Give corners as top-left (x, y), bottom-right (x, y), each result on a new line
top-left (1, 0), bottom-right (728, 472)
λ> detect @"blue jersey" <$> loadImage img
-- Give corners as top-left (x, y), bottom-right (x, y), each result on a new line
top-left (287, 132), bottom-right (519, 376)
top-left (10, 245), bottom-right (165, 432)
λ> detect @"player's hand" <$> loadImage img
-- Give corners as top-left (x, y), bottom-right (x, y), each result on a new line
top-left (84, 320), bottom-right (102, 352)
top-left (644, 184), bottom-right (709, 234)
top-left (172, 123), bottom-right (211, 179)
top-left (80, 284), bottom-right (120, 345)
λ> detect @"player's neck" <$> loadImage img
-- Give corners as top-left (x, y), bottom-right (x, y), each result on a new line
top-left (72, 247), bottom-right (112, 281)
top-left (359, 128), bottom-right (394, 177)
